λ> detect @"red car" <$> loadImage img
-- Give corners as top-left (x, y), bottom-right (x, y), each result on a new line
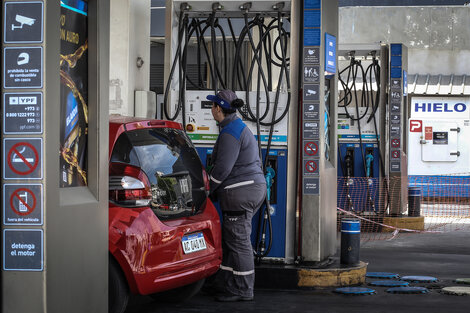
top-left (108, 116), bottom-right (222, 313)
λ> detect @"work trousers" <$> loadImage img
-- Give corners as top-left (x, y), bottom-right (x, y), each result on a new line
top-left (217, 183), bottom-right (266, 297)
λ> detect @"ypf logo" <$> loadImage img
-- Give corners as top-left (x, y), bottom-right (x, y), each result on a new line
top-left (410, 120), bottom-right (422, 132)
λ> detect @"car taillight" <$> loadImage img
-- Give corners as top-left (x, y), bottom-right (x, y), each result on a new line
top-left (202, 169), bottom-right (210, 193)
top-left (109, 163), bottom-right (152, 207)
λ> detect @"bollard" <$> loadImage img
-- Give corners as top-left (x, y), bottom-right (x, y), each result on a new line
top-left (408, 187), bottom-right (421, 217)
top-left (340, 219), bottom-right (360, 266)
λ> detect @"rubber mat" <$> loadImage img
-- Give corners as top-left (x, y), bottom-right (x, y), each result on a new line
top-left (401, 276), bottom-right (438, 283)
top-left (334, 287), bottom-right (376, 295)
top-left (386, 287), bottom-right (429, 294)
top-left (369, 280), bottom-right (409, 287)
top-left (366, 272), bottom-right (400, 279)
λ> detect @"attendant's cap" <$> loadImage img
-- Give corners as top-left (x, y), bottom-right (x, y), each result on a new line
top-left (206, 90), bottom-right (238, 110)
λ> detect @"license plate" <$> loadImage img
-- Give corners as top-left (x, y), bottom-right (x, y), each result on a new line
top-left (182, 232), bottom-right (207, 254)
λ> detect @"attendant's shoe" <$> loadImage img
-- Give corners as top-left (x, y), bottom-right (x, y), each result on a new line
top-left (215, 294), bottom-right (254, 302)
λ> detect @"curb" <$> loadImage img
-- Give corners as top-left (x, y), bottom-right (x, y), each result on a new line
top-left (255, 261), bottom-right (368, 289)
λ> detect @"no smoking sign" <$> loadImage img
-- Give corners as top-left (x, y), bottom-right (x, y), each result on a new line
top-left (3, 138), bottom-right (43, 179)
top-left (3, 183), bottom-right (43, 225)
top-left (304, 140), bottom-right (319, 157)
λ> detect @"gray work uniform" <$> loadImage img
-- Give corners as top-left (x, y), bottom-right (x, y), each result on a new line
top-left (210, 113), bottom-right (266, 298)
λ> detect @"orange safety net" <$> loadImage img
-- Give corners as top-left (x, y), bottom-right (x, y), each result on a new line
top-left (337, 175), bottom-right (470, 242)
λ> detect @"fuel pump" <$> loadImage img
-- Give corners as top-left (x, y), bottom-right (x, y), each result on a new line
top-left (163, 0), bottom-right (292, 262)
top-left (337, 45), bottom-right (385, 215)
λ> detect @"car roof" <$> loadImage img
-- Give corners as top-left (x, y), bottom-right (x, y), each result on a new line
top-left (110, 115), bottom-right (182, 133)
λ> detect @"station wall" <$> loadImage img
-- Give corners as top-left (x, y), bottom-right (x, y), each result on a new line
top-left (339, 6), bottom-right (470, 75)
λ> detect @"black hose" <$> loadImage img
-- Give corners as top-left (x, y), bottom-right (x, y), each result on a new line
top-left (162, 11), bottom-right (186, 120)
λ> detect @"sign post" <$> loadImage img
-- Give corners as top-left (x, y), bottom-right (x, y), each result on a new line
top-left (2, 1), bottom-right (110, 312)
top-left (299, 0), bottom-right (338, 262)
top-left (2, 0), bottom-right (45, 279)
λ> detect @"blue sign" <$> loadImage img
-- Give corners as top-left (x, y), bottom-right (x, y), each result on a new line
top-left (414, 102), bottom-right (467, 113)
top-left (391, 55), bottom-right (402, 67)
top-left (391, 68), bottom-right (402, 79)
top-left (304, 0), bottom-right (321, 9)
top-left (304, 28), bottom-right (320, 46)
top-left (325, 33), bottom-right (336, 75)
top-left (391, 43), bottom-right (402, 56)
top-left (304, 10), bottom-right (321, 28)
top-left (403, 70), bottom-right (407, 96)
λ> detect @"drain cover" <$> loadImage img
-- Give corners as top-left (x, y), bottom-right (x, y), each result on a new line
top-left (366, 272), bottom-right (400, 279)
top-left (334, 287), bottom-right (376, 295)
top-left (456, 278), bottom-right (470, 285)
top-left (401, 276), bottom-right (438, 283)
top-left (369, 280), bottom-right (409, 287)
top-left (386, 287), bottom-right (429, 294)
top-left (442, 287), bottom-right (470, 296)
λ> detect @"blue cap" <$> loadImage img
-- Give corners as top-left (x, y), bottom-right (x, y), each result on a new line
top-left (206, 90), bottom-right (238, 110)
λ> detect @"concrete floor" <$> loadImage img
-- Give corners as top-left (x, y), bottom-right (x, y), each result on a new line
top-left (125, 231), bottom-right (470, 313)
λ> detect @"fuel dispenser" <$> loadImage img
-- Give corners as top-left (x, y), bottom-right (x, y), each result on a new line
top-left (162, 0), bottom-right (291, 261)
top-left (162, 0), bottom-right (339, 264)
top-left (337, 45), bottom-right (385, 215)
top-left (337, 43), bottom-right (409, 218)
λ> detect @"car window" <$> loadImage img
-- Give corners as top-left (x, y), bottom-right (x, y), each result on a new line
top-left (110, 128), bottom-right (206, 220)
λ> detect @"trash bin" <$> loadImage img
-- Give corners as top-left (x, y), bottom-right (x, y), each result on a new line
top-left (340, 219), bottom-right (360, 266)
top-left (408, 187), bottom-right (421, 217)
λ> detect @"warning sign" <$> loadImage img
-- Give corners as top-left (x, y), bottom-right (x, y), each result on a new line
top-left (391, 150), bottom-right (400, 159)
top-left (391, 138), bottom-right (400, 148)
top-left (303, 84), bottom-right (319, 101)
top-left (3, 184), bottom-right (43, 225)
top-left (304, 141), bottom-right (319, 157)
top-left (3, 46), bottom-right (43, 89)
top-left (303, 177), bottom-right (319, 195)
top-left (425, 126), bottom-right (433, 140)
top-left (3, 138), bottom-right (43, 179)
top-left (304, 159), bottom-right (319, 176)
top-left (3, 229), bottom-right (43, 271)
top-left (4, 1), bottom-right (44, 43)
top-left (303, 102), bottom-right (319, 120)
top-left (303, 47), bottom-right (319, 64)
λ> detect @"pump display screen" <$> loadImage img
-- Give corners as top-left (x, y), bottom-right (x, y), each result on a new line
top-left (59, 0), bottom-right (88, 187)
top-left (433, 132), bottom-right (448, 145)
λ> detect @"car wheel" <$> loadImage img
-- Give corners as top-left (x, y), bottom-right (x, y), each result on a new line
top-left (151, 278), bottom-right (205, 303)
top-left (109, 257), bottom-right (129, 313)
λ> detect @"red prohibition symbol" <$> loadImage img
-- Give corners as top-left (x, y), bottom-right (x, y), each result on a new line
top-left (7, 142), bottom-right (39, 175)
top-left (304, 141), bottom-right (318, 156)
top-left (10, 188), bottom-right (37, 216)
top-left (391, 139), bottom-right (400, 148)
top-left (305, 160), bottom-right (318, 173)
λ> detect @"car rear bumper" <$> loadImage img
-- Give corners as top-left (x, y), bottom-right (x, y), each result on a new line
top-left (109, 199), bottom-right (222, 295)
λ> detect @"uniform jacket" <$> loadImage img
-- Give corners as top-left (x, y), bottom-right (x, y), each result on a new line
top-left (209, 113), bottom-right (265, 193)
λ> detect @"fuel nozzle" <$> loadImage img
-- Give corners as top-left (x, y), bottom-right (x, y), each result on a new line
top-left (265, 166), bottom-right (275, 202)
top-left (345, 150), bottom-right (354, 178)
top-left (365, 151), bottom-right (374, 178)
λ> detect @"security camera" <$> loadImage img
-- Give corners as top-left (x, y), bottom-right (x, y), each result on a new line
top-left (12, 15), bottom-right (36, 30)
